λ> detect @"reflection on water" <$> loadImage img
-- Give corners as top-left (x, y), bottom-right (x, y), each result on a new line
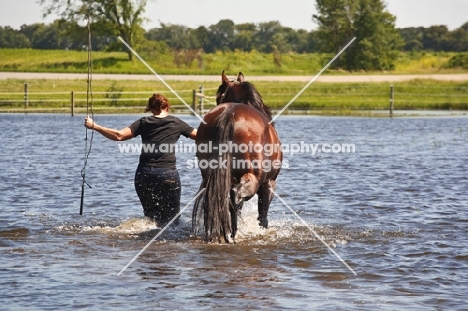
top-left (1, 114), bottom-right (467, 310)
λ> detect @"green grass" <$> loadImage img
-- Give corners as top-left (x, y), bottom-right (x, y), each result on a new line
top-left (0, 48), bottom-right (467, 114)
top-left (1, 78), bottom-right (467, 114)
top-left (1, 48), bottom-right (468, 75)
top-left (0, 48), bottom-right (327, 75)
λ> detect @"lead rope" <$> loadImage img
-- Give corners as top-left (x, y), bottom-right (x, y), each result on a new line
top-left (80, 13), bottom-right (94, 215)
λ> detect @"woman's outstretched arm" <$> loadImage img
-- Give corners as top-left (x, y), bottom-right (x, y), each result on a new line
top-left (84, 116), bottom-right (134, 141)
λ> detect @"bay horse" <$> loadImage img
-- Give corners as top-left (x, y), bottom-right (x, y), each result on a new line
top-left (192, 71), bottom-right (282, 243)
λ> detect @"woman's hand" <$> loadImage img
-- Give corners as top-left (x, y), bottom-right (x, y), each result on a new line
top-left (84, 116), bottom-right (96, 129)
top-left (189, 128), bottom-right (197, 140)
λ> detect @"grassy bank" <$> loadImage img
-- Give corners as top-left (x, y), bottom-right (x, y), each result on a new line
top-left (1, 78), bottom-right (467, 114)
top-left (1, 48), bottom-right (468, 75)
top-left (1, 48), bottom-right (467, 114)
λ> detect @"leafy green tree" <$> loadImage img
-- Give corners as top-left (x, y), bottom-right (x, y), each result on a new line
top-left (288, 29), bottom-right (312, 53)
top-left (345, 0), bottom-right (402, 70)
top-left (32, 23), bottom-right (62, 49)
top-left (232, 23), bottom-right (256, 52)
top-left (423, 25), bottom-right (450, 51)
top-left (313, 0), bottom-right (402, 71)
top-left (19, 24), bottom-right (45, 47)
top-left (0, 26), bottom-right (30, 48)
top-left (40, 0), bottom-right (147, 60)
top-left (52, 19), bottom-right (101, 50)
top-left (254, 21), bottom-right (284, 53)
top-left (146, 23), bottom-right (191, 50)
top-left (449, 27), bottom-right (468, 52)
top-left (451, 21), bottom-right (468, 51)
top-left (399, 27), bottom-right (424, 51)
top-left (399, 24), bottom-right (468, 52)
top-left (190, 26), bottom-right (210, 51)
top-left (20, 20), bottom-right (85, 50)
top-left (208, 19), bottom-right (235, 52)
top-left (312, 0), bottom-right (352, 64)
top-left (19, 22), bottom-right (62, 49)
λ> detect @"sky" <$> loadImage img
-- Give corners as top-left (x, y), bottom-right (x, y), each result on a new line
top-left (0, 0), bottom-right (467, 31)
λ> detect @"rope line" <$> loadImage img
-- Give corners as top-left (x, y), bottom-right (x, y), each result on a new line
top-left (80, 13), bottom-right (94, 215)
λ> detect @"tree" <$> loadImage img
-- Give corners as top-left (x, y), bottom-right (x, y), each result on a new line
top-left (289, 29), bottom-right (312, 53)
top-left (19, 24), bottom-right (44, 47)
top-left (255, 21), bottom-right (284, 53)
top-left (0, 26), bottom-right (30, 48)
top-left (208, 19), bottom-right (235, 52)
top-left (313, 0), bottom-right (402, 71)
top-left (40, 0), bottom-right (147, 60)
top-left (346, 0), bottom-right (402, 70)
top-left (454, 21), bottom-right (468, 51)
top-left (312, 0), bottom-right (353, 66)
top-left (19, 23), bottom-right (61, 49)
top-left (423, 25), bottom-right (450, 51)
top-left (232, 23), bottom-right (256, 52)
top-left (449, 28), bottom-right (468, 52)
top-left (399, 27), bottom-right (424, 51)
top-left (32, 23), bottom-right (62, 49)
top-left (146, 23), bottom-right (191, 50)
top-left (190, 26), bottom-right (210, 51)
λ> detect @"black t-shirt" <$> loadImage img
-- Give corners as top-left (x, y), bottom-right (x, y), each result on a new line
top-left (129, 115), bottom-right (194, 168)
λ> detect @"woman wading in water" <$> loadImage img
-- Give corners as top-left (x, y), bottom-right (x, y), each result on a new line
top-left (84, 94), bottom-right (197, 226)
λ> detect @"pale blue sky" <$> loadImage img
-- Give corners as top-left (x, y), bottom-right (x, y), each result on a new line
top-left (0, 0), bottom-right (467, 30)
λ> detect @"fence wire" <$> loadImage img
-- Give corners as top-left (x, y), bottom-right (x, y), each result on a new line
top-left (1, 84), bottom-right (467, 113)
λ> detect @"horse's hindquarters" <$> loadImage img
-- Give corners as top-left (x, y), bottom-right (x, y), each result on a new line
top-left (193, 102), bottom-right (282, 242)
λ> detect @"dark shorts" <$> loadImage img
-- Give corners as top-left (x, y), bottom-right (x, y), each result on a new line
top-left (134, 166), bottom-right (181, 226)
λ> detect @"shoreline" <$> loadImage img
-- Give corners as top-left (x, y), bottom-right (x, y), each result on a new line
top-left (1, 108), bottom-right (466, 118)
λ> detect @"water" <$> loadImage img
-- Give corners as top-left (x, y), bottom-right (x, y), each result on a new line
top-left (1, 113), bottom-right (467, 310)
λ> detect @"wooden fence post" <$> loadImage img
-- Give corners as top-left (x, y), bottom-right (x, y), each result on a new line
top-left (192, 89), bottom-right (197, 116)
top-left (199, 84), bottom-right (204, 114)
top-left (71, 91), bottom-right (75, 116)
top-left (24, 83), bottom-right (28, 110)
top-left (389, 85), bottom-right (394, 116)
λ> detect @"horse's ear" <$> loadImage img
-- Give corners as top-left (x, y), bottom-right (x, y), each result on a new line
top-left (222, 70), bottom-right (230, 85)
top-left (237, 72), bottom-right (244, 83)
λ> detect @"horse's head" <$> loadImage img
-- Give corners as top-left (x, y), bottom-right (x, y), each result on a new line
top-left (216, 70), bottom-right (246, 104)
top-left (216, 70), bottom-right (273, 123)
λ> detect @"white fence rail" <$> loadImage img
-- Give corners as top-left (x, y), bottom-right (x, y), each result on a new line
top-left (1, 83), bottom-right (467, 116)
top-left (0, 84), bottom-right (219, 115)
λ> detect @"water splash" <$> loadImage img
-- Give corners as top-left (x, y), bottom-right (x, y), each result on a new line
top-left (55, 217), bottom-right (159, 236)
top-left (233, 197), bottom-right (350, 247)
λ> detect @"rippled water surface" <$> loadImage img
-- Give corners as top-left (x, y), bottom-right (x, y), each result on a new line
top-left (1, 114), bottom-right (467, 310)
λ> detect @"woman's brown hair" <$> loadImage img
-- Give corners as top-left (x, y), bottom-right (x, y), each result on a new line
top-left (145, 93), bottom-right (170, 113)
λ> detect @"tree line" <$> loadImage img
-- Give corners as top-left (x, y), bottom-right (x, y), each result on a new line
top-left (0, 19), bottom-right (317, 53)
top-left (2, 19), bottom-right (467, 53)
top-left (0, 0), bottom-right (467, 71)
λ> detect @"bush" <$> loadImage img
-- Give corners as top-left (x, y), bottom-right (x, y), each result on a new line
top-left (445, 53), bottom-right (468, 69)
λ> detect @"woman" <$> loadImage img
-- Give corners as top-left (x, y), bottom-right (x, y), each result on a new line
top-left (84, 93), bottom-right (197, 226)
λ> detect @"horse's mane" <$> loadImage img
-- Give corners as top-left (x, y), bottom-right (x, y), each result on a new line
top-left (217, 77), bottom-right (274, 124)
top-left (239, 82), bottom-right (273, 123)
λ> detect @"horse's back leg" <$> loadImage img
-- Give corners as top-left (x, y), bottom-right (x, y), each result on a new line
top-left (229, 198), bottom-right (245, 242)
top-left (229, 189), bottom-right (242, 242)
top-left (230, 173), bottom-right (258, 240)
top-left (257, 180), bottom-right (276, 228)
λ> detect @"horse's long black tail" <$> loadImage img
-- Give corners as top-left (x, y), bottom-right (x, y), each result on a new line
top-left (193, 110), bottom-right (234, 243)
